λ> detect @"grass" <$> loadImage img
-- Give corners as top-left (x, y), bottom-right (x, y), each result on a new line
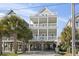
top-left (64, 53), bottom-right (72, 56)
top-left (0, 53), bottom-right (18, 56)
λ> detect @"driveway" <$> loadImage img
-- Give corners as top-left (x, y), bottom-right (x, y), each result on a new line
top-left (18, 51), bottom-right (61, 56)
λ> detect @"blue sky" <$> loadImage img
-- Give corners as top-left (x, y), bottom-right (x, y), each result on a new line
top-left (0, 3), bottom-right (79, 37)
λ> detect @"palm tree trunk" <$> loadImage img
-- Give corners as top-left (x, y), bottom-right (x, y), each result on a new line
top-left (0, 34), bottom-right (2, 55)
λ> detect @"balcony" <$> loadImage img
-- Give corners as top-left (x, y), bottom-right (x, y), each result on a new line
top-left (29, 23), bottom-right (56, 29)
top-left (2, 39), bottom-right (14, 42)
top-left (33, 36), bottom-right (56, 41)
top-left (2, 36), bottom-right (22, 42)
top-left (30, 15), bottom-right (57, 23)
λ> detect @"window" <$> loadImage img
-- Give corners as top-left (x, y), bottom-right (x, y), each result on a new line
top-left (41, 14), bottom-right (47, 16)
top-left (42, 34), bottom-right (44, 36)
top-left (45, 14), bottom-right (47, 16)
top-left (42, 14), bottom-right (44, 16)
top-left (36, 34), bottom-right (37, 36)
top-left (76, 21), bottom-right (79, 27)
top-left (52, 33), bottom-right (56, 36)
top-left (76, 22), bottom-right (78, 27)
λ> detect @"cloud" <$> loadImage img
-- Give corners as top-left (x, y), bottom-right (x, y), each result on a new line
top-left (0, 13), bottom-right (5, 17)
top-left (58, 16), bottom-right (68, 23)
top-left (0, 4), bottom-right (26, 10)
top-left (14, 9), bottom-right (37, 16)
top-left (14, 9), bottom-right (37, 24)
top-left (57, 16), bottom-right (70, 37)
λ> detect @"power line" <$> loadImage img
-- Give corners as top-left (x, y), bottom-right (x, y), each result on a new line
top-left (0, 3), bottom-right (67, 11)
top-left (14, 3), bottom-right (66, 10)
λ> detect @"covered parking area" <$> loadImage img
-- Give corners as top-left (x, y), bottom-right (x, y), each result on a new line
top-left (28, 40), bottom-right (57, 51)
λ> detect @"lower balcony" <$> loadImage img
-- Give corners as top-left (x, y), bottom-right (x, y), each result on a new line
top-left (33, 36), bottom-right (56, 41)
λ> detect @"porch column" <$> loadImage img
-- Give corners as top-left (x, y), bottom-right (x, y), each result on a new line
top-left (28, 42), bottom-right (30, 51)
top-left (38, 16), bottom-right (39, 40)
top-left (41, 42), bottom-right (44, 51)
top-left (47, 16), bottom-right (48, 40)
top-left (2, 42), bottom-right (4, 53)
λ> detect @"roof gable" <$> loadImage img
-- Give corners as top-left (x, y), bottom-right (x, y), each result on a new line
top-left (7, 10), bottom-right (16, 15)
top-left (36, 8), bottom-right (56, 16)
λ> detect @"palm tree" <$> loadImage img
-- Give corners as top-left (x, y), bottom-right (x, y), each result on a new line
top-left (0, 15), bottom-right (20, 54)
top-left (0, 9), bottom-right (33, 54)
top-left (1, 14), bottom-right (33, 54)
top-left (0, 20), bottom-right (8, 55)
top-left (20, 28), bottom-right (33, 53)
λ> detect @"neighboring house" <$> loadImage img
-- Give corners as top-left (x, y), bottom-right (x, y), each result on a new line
top-left (67, 14), bottom-right (79, 29)
top-left (29, 8), bottom-right (57, 51)
top-left (66, 13), bottom-right (79, 51)
top-left (2, 34), bottom-right (22, 53)
top-left (57, 37), bottom-right (61, 45)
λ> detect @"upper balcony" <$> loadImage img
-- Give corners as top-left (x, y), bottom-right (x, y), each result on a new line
top-left (30, 15), bottom-right (57, 23)
top-left (29, 23), bottom-right (56, 29)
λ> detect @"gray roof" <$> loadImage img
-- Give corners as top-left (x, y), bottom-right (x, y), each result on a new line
top-left (7, 10), bottom-right (16, 15)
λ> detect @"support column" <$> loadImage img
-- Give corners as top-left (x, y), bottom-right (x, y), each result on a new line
top-left (47, 16), bottom-right (48, 40)
top-left (28, 42), bottom-right (30, 51)
top-left (41, 42), bottom-right (44, 51)
top-left (38, 17), bottom-right (39, 40)
top-left (2, 42), bottom-right (4, 53)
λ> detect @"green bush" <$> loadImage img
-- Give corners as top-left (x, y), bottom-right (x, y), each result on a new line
top-left (57, 43), bottom-right (68, 55)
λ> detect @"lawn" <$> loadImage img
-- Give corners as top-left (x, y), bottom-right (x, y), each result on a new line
top-left (0, 53), bottom-right (18, 56)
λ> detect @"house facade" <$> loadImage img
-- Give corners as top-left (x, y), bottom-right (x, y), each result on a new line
top-left (29, 8), bottom-right (57, 51)
top-left (66, 14), bottom-right (79, 51)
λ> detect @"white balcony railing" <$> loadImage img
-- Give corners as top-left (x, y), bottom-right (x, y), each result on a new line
top-left (2, 39), bottom-right (14, 42)
top-left (29, 23), bottom-right (56, 29)
top-left (30, 15), bottom-right (56, 17)
top-left (33, 36), bottom-right (56, 41)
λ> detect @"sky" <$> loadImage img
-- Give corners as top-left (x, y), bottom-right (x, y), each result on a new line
top-left (0, 3), bottom-right (79, 37)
